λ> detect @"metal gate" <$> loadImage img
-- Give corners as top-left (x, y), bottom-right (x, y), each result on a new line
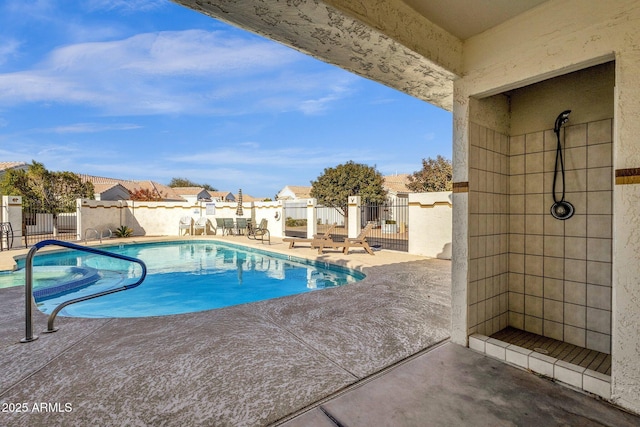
top-left (23, 204), bottom-right (78, 247)
top-left (315, 205), bottom-right (347, 242)
top-left (283, 201), bottom-right (307, 238)
top-left (360, 197), bottom-right (409, 251)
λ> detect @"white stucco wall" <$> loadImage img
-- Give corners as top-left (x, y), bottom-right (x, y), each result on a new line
top-left (1, 196), bottom-right (23, 248)
top-left (253, 201), bottom-right (284, 238)
top-left (408, 192), bottom-right (452, 259)
top-left (78, 199), bottom-right (285, 239)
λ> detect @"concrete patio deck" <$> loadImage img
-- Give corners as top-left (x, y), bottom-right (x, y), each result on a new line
top-left (1, 236), bottom-right (638, 426)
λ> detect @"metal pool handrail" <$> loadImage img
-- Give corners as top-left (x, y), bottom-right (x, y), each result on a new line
top-left (21, 239), bottom-right (147, 343)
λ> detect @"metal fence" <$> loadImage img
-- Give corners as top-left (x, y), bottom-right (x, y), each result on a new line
top-left (360, 197), bottom-right (409, 251)
top-left (283, 201), bottom-right (307, 238)
top-left (22, 206), bottom-right (78, 247)
top-left (284, 198), bottom-right (409, 251)
top-left (315, 205), bottom-right (347, 242)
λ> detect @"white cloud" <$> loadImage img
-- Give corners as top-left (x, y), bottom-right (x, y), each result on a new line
top-left (170, 145), bottom-right (377, 170)
top-left (0, 38), bottom-right (21, 66)
top-left (49, 123), bottom-right (143, 133)
top-left (0, 29), bottom-right (354, 116)
top-left (83, 0), bottom-right (168, 13)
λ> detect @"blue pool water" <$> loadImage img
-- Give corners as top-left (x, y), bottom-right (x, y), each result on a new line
top-left (1, 241), bottom-right (364, 318)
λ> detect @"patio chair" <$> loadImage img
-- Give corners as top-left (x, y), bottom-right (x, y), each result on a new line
top-left (193, 217), bottom-right (209, 235)
top-left (214, 218), bottom-right (225, 235)
top-left (236, 218), bottom-right (248, 235)
top-left (283, 223), bottom-right (337, 249)
top-left (178, 216), bottom-right (193, 236)
top-left (223, 218), bottom-right (235, 235)
top-left (317, 223), bottom-right (375, 255)
top-left (247, 219), bottom-right (270, 244)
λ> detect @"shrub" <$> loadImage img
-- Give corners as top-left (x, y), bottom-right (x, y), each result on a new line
top-left (114, 225), bottom-right (133, 238)
top-left (285, 217), bottom-right (307, 227)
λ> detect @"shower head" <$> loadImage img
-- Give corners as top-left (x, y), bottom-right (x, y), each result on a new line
top-left (554, 110), bottom-right (572, 133)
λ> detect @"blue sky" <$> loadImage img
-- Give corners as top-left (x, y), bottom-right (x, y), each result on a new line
top-left (0, 0), bottom-right (452, 198)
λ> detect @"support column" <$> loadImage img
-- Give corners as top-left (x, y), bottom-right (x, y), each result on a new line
top-left (450, 81), bottom-right (470, 346)
top-left (2, 196), bottom-right (23, 249)
top-left (306, 198), bottom-right (317, 238)
top-left (348, 196), bottom-right (361, 238)
top-left (611, 50), bottom-right (640, 414)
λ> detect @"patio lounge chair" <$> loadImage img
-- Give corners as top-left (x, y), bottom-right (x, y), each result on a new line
top-left (282, 223), bottom-right (337, 249)
top-left (193, 217), bottom-right (209, 235)
top-left (343, 223), bottom-right (375, 255)
top-left (179, 216), bottom-right (193, 236)
top-left (247, 219), bottom-right (270, 244)
top-left (317, 223), bottom-right (375, 255)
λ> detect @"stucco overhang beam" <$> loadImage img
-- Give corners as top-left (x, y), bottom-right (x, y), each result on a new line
top-left (173, 0), bottom-right (459, 111)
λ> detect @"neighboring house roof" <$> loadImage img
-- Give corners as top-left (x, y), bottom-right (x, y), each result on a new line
top-left (237, 193), bottom-right (262, 202)
top-left (277, 185), bottom-right (312, 200)
top-left (91, 183), bottom-right (130, 201)
top-left (0, 161), bottom-right (29, 175)
top-left (79, 174), bottom-right (186, 201)
top-left (172, 187), bottom-right (207, 196)
top-left (92, 183), bottom-right (124, 194)
top-left (383, 174), bottom-right (411, 195)
top-left (209, 191), bottom-right (235, 202)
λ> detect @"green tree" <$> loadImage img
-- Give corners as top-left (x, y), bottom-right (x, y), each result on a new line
top-left (168, 177), bottom-right (216, 192)
top-left (310, 161), bottom-right (387, 216)
top-left (406, 155), bottom-right (453, 192)
top-left (0, 161), bottom-right (94, 235)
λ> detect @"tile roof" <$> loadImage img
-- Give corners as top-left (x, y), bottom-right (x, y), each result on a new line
top-left (0, 161), bottom-right (28, 172)
top-left (92, 183), bottom-right (124, 193)
top-left (383, 174), bottom-right (411, 194)
top-left (172, 187), bottom-right (207, 195)
top-left (279, 185), bottom-right (312, 199)
top-left (79, 174), bottom-right (185, 201)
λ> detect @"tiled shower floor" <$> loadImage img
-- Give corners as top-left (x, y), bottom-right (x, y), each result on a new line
top-left (490, 327), bottom-right (611, 375)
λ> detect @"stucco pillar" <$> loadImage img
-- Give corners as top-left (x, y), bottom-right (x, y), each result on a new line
top-left (306, 198), bottom-right (317, 238)
top-left (1, 195), bottom-right (23, 249)
top-left (450, 81), bottom-right (470, 345)
top-left (348, 196), bottom-right (361, 238)
top-left (611, 50), bottom-right (640, 414)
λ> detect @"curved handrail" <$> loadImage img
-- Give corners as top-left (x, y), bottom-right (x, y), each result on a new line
top-left (84, 228), bottom-right (100, 243)
top-left (101, 228), bottom-right (113, 240)
top-left (21, 239), bottom-right (147, 343)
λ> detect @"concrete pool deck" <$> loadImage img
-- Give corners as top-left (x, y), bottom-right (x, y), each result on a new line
top-left (1, 236), bottom-right (638, 426)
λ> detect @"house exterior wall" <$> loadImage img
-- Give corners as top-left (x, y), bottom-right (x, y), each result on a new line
top-left (97, 186), bottom-right (130, 201)
top-left (454, 1), bottom-right (640, 413)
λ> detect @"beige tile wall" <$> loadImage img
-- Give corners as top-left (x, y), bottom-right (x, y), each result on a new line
top-left (468, 122), bottom-right (510, 336)
top-left (509, 119), bottom-right (613, 354)
top-left (469, 119), bottom-right (613, 354)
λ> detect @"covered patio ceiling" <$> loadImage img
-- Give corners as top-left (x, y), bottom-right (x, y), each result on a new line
top-left (173, 0), bottom-right (549, 112)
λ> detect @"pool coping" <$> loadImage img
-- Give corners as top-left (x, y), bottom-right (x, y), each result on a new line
top-left (0, 234), bottom-right (424, 274)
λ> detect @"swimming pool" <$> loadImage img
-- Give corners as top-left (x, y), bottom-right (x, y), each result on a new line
top-left (2, 241), bottom-right (364, 318)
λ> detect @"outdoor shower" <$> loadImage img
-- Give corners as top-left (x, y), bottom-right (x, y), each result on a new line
top-left (550, 110), bottom-right (574, 220)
